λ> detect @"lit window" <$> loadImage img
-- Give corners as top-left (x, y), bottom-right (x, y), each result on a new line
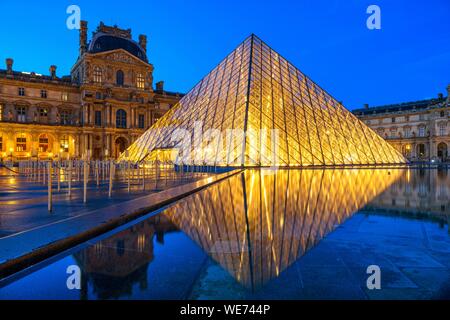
top-left (61, 92), bottom-right (68, 101)
top-left (0, 135), bottom-right (3, 151)
top-left (38, 134), bottom-right (49, 152)
top-left (40, 90), bottom-right (47, 98)
top-left (39, 108), bottom-right (48, 118)
top-left (93, 66), bottom-right (102, 83)
top-left (60, 135), bottom-right (69, 152)
top-left (16, 134), bottom-right (27, 152)
top-left (0, 103), bottom-right (3, 121)
top-left (137, 73), bottom-right (145, 89)
top-left (18, 87), bottom-right (25, 96)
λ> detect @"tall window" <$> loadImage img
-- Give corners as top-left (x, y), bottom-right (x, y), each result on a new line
top-left (38, 134), bottom-right (50, 152)
top-left (418, 126), bottom-right (426, 137)
top-left (439, 123), bottom-right (446, 136)
top-left (0, 103), bottom-right (3, 121)
top-left (136, 73), bottom-right (145, 89)
top-left (61, 92), bottom-right (68, 101)
top-left (417, 144), bottom-right (425, 157)
top-left (60, 135), bottom-right (69, 153)
top-left (95, 110), bottom-right (102, 126)
top-left (16, 134), bottom-right (27, 152)
top-left (138, 114), bottom-right (145, 129)
top-left (16, 106), bottom-right (27, 122)
top-left (18, 87), bottom-right (25, 96)
top-left (39, 107), bottom-right (48, 122)
top-left (116, 70), bottom-right (124, 86)
top-left (93, 66), bottom-right (102, 83)
top-left (116, 109), bottom-right (127, 128)
top-left (40, 90), bottom-right (47, 98)
top-left (404, 127), bottom-right (411, 138)
top-left (0, 135), bottom-right (3, 151)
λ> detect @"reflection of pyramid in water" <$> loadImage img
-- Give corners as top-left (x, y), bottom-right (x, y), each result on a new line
top-left (121, 35), bottom-right (406, 166)
top-left (163, 169), bottom-right (404, 290)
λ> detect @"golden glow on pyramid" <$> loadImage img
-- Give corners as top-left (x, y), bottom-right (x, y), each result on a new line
top-left (163, 169), bottom-right (404, 289)
top-left (120, 35), bottom-right (407, 166)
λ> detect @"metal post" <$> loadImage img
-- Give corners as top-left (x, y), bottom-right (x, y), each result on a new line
top-left (57, 161), bottom-right (61, 192)
top-left (127, 161), bottom-right (131, 193)
top-left (108, 160), bottom-right (114, 198)
top-left (48, 161), bottom-right (52, 212)
top-left (83, 160), bottom-right (88, 203)
top-left (68, 160), bottom-right (72, 197)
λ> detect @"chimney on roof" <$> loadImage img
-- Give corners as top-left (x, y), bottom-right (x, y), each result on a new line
top-left (364, 103), bottom-right (369, 109)
top-left (49, 65), bottom-right (57, 79)
top-left (438, 93), bottom-right (443, 100)
top-left (79, 20), bottom-right (88, 56)
top-left (156, 81), bottom-right (164, 92)
top-left (6, 58), bottom-right (13, 73)
top-left (139, 34), bottom-right (147, 53)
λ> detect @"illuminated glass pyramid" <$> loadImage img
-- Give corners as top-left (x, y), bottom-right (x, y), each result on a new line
top-left (120, 35), bottom-right (406, 166)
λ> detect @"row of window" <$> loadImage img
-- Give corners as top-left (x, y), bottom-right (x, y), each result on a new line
top-left (17, 87), bottom-right (69, 101)
top-left (0, 134), bottom-right (70, 153)
top-left (379, 124), bottom-right (447, 138)
top-left (367, 111), bottom-right (447, 125)
top-left (93, 67), bottom-right (145, 89)
top-left (95, 109), bottom-right (146, 129)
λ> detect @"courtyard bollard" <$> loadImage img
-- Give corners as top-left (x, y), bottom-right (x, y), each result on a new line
top-left (142, 165), bottom-right (146, 191)
top-left (43, 162), bottom-right (46, 185)
top-left (96, 160), bottom-right (100, 188)
top-left (83, 160), bottom-right (88, 203)
top-left (48, 162), bottom-right (52, 212)
top-left (57, 161), bottom-right (61, 192)
top-left (127, 161), bottom-right (131, 193)
top-left (68, 160), bottom-right (72, 197)
top-left (108, 161), bottom-right (114, 198)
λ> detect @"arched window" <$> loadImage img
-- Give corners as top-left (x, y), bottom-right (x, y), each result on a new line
top-left (116, 70), bottom-right (124, 86)
top-left (116, 109), bottom-right (127, 128)
top-left (39, 134), bottom-right (50, 152)
top-left (93, 66), bottom-right (102, 83)
top-left (136, 73), bottom-right (145, 89)
top-left (0, 134), bottom-right (3, 151)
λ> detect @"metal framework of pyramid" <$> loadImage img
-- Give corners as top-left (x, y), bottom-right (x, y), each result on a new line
top-left (120, 35), bottom-right (406, 166)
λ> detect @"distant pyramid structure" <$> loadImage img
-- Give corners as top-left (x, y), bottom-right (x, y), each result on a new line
top-left (120, 35), bottom-right (406, 166)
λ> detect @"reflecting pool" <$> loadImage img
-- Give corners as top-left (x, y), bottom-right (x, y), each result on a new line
top-left (1, 168), bottom-right (449, 300)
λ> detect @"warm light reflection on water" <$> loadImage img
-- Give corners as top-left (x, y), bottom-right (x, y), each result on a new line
top-left (163, 168), bottom-right (404, 290)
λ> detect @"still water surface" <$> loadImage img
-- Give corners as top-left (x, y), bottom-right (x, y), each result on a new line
top-left (1, 168), bottom-right (449, 299)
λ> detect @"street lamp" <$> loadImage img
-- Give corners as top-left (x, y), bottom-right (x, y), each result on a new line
top-left (9, 147), bottom-right (13, 162)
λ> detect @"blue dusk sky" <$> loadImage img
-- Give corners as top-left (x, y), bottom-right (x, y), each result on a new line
top-left (0, 0), bottom-right (449, 110)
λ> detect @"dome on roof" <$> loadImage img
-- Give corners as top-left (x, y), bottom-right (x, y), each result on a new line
top-left (88, 33), bottom-right (148, 62)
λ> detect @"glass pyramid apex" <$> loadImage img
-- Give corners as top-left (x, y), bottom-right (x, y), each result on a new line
top-left (120, 34), bottom-right (407, 166)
